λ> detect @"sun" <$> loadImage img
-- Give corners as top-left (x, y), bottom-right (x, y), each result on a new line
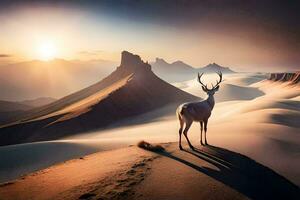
top-left (37, 41), bottom-right (57, 61)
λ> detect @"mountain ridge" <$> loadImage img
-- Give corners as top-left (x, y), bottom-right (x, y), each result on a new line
top-left (199, 62), bottom-right (235, 73)
top-left (151, 58), bottom-right (235, 82)
top-left (0, 97), bottom-right (57, 126)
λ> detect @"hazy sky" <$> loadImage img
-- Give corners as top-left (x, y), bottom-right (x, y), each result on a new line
top-left (0, 0), bottom-right (299, 71)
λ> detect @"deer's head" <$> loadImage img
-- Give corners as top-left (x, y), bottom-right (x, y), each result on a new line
top-left (198, 71), bottom-right (223, 96)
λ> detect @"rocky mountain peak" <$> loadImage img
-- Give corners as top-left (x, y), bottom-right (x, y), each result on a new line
top-left (200, 62), bottom-right (235, 73)
top-left (207, 63), bottom-right (220, 68)
top-left (172, 60), bottom-right (184, 65)
top-left (155, 58), bottom-right (167, 64)
top-left (120, 51), bottom-right (151, 72)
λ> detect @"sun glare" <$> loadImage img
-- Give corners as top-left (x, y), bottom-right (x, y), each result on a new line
top-left (37, 41), bottom-right (57, 61)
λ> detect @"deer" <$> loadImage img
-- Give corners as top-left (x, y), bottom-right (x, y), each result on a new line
top-left (176, 71), bottom-right (222, 150)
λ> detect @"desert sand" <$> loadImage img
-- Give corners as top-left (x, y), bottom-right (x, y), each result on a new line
top-left (0, 143), bottom-right (299, 200)
top-left (0, 72), bottom-right (299, 199)
top-left (0, 145), bottom-right (155, 200)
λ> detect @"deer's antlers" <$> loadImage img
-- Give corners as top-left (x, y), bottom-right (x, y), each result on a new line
top-left (198, 73), bottom-right (209, 90)
top-left (212, 71), bottom-right (223, 89)
top-left (197, 71), bottom-right (223, 90)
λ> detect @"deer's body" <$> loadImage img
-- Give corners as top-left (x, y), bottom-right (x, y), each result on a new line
top-left (177, 95), bottom-right (215, 122)
top-left (177, 72), bottom-right (222, 150)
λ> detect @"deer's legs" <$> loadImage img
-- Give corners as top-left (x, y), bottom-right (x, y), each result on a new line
top-left (178, 118), bottom-right (184, 150)
top-left (183, 120), bottom-right (194, 150)
top-left (204, 120), bottom-right (208, 145)
top-left (200, 121), bottom-right (204, 145)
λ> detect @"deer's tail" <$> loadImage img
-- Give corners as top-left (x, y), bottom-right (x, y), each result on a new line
top-left (176, 105), bottom-right (185, 121)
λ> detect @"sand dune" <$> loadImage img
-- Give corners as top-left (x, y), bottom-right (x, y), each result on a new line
top-left (174, 73), bottom-right (265, 102)
top-left (0, 141), bottom-right (100, 183)
top-left (223, 73), bottom-right (266, 86)
top-left (268, 109), bottom-right (300, 128)
top-left (68, 73), bottom-right (300, 186)
top-left (135, 143), bottom-right (299, 200)
top-left (0, 146), bottom-right (156, 200)
top-left (1, 144), bottom-right (299, 200)
top-left (214, 83), bottom-right (264, 101)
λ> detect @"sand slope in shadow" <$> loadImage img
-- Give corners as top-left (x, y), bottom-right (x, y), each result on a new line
top-left (135, 143), bottom-right (300, 200)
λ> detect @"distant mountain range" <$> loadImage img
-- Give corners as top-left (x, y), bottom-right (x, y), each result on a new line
top-left (0, 97), bottom-right (56, 113)
top-left (0, 97), bottom-right (57, 126)
top-left (0, 51), bottom-right (198, 146)
top-left (151, 58), bottom-right (236, 82)
top-left (152, 58), bottom-right (195, 74)
top-left (20, 97), bottom-right (57, 107)
top-left (0, 59), bottom-right (117, 101)
top-left (0, 101), bottom-right (33, 113)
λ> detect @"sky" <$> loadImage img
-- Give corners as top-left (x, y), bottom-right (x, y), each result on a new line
top-left (0, 0), bottom-right (299, 71)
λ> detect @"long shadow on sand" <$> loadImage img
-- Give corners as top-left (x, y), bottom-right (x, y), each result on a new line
top-left (155, 145), bottom-right (300, 200)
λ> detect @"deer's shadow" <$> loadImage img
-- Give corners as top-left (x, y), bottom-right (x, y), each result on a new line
top-left (155, 144), bottom-right (300, 200)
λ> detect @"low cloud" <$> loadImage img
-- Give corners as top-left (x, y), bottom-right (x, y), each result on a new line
top-left (0, 54), bottom-right (11, 58)
top-left (77, 50), bottom-right (104, 56)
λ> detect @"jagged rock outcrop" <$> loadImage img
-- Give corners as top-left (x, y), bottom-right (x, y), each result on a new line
top-left (269, 72), bottom-right (300, 84)
top-left (119, 51), bottom-right (152, 73)
top-left (0, 51), bottom-right (198, 146)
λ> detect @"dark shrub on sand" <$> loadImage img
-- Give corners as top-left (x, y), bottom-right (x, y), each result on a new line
top-left (137, 140), bottom-right (165, 152)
